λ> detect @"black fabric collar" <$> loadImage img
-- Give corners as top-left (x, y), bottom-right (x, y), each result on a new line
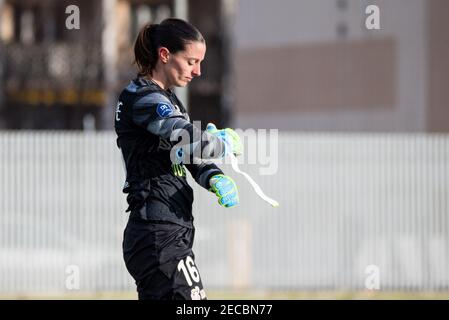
top-left (137, 77), bottom-right (174, 94)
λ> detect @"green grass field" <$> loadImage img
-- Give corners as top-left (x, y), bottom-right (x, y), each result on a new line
top-left (2, 290), bottom-right (449, 300)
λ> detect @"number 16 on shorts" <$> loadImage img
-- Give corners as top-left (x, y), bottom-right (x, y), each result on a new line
top-left (177, 256), bottom-right (200, 286)
top-left (177, 256), bottom-right (207, 300)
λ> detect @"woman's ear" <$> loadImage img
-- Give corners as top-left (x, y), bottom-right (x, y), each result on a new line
top-left (159, 47), bottom-right (170, 64)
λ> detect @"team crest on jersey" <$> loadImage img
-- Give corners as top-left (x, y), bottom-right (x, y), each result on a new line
top-left (156, 103), bottom-right (173, 118)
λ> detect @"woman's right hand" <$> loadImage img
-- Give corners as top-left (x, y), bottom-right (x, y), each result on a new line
top-left (206, 123), bottom-right (243, 157)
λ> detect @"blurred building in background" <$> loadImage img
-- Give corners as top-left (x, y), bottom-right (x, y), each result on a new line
top-left (0, 0), bottom-right (448, 131)
top-left (0, 0), bottom-right (232, 130)
top-left (232, 0), bottom-right (449, 132)
top-left (0, 0), bottom-right (105, 130)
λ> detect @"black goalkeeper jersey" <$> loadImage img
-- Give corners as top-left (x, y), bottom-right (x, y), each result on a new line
top-left (114, 78), bottom-right (224, 228)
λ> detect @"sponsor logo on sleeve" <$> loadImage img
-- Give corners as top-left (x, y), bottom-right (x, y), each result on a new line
top-left (156, 103), bottom-right (174, 118)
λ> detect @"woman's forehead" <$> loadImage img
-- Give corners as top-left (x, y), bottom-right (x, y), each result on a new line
top-left (182, 41), bottom-right (206, 60)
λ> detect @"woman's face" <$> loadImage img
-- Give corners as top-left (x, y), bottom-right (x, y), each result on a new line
top-left (162, 41), bottom-right (206, 87)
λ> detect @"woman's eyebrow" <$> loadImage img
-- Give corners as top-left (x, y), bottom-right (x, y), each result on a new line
top-left (185, 55), bottom-right (203, 61)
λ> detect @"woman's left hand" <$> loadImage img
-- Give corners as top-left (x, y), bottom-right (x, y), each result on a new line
top-left (209, 174), bottom-right (239, 208)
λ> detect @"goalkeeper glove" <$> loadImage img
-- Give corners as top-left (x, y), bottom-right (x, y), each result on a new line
top-left (206, 123), bottom-right (243, 157)
top-left (209, 174), bottom-right (239, 208)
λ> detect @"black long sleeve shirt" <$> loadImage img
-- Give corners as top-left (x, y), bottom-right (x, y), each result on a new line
top-left (114, 78), bottom-right (224, 228)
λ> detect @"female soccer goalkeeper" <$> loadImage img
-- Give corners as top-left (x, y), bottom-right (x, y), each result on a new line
top-left (114, 18), bottom-right (242, 300)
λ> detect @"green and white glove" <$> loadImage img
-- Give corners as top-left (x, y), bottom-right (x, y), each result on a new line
top-left (209, 174), bottom-right (239, 208)
top-left (206, 123), bottom-right (243, 157)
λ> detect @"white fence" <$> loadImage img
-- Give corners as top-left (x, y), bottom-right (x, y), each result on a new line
top-left (0, 132), bottom-right (448, 295)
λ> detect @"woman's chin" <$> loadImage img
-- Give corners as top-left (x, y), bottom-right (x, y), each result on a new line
top-left (177, 81), bottom-right (189, 87)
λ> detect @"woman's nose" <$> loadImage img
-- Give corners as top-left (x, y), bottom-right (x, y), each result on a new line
top-left (192, 65), bottom-right (201, 77)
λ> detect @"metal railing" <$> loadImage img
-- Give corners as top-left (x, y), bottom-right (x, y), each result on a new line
top-left (0, 131), bottom-right (448, 294)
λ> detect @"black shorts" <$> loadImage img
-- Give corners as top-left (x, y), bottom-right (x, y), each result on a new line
top-left (123, 217), bottom-right (207, 300)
